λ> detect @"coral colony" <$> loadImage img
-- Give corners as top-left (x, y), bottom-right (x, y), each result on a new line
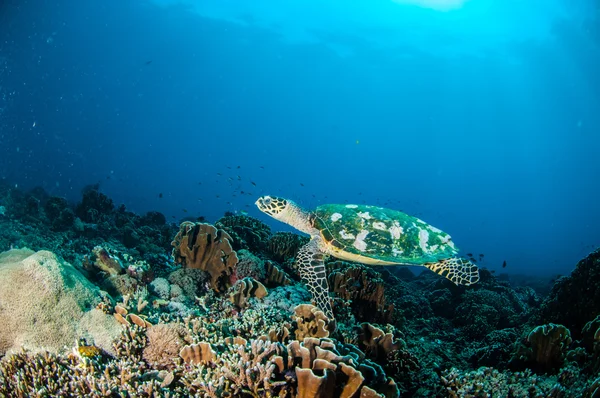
top-left (0, 183), bottom-right (599, 397)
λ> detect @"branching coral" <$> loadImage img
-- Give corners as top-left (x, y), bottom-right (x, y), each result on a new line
top-left (442, 366), bottom-right (574, 398)
top-left (171, 221), bottom-right (238, 292)
top-left (179, 337), bottom-right (399, 398)
top-left (0, 347), bottom-right (176, 397)
top-left (143, 323), bottom-right (187, 370)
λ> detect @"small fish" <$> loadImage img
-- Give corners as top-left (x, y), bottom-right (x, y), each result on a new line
top-left (251, 181), bottom-right (256, 186)
top-left (237, 166), bottom-right (241, 169)
top-left (502, 260), bottom-right (507, 268)
top-left (240, 210), bottom-right (248, 215)
top-left (240, 191), bottom-right (245, 194)
top-left (467, 253), bottom-right (473, 257)
top-left (216, 195), bottom-right (220, 198)
top-left (300, 183), bottom-right (305, 187)
top-left (145, 60), bottom-right (153, 65)
top-left (158, 193), bottom-right (163, 198)
top-left (182, 209), bottom-right (188, 213)
top-left (260, 166), bottom-right (264, 169)
top-left (227, 166), bottom-right (231, 169)
top-left (479, 254), bottom-right (484, 258)
top-left (217, 173), bottom-right (222, 176)
top-left (237, 176), bottom-right (242, 180)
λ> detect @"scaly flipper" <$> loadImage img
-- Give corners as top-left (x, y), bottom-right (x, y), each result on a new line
top-left (424, 257), bottom-right (479, 286)
top-left (296, 238), bottom-right (335, 328)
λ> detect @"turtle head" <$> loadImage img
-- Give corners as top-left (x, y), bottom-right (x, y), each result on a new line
top-left (255, 196), bottom-right (290, 220)
top-left (256, 195), bottom-right (316, 235)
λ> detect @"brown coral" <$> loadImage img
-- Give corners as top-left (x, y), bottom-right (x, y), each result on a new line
top-left (179, 342), bottom-right (217, 365)
top-left (229, 277), bottom-right (268, 309)
top-left (293, 304), bottom-right (331, 340)
top-left (171, 221), bottom-right (239, 292)
top-left (143, 323), bottom-right (186, 370)
top-left (328, 261), bottom-right (393, 324)
top-left (513, 323), bottom-right (573, 372)
top-left (266, 232), bottom-right (309, 263)
top-left (264, 260), bottom-right (293, 286)
top-left (215, 214), bottom-right (271, 252)
top-left (356, 323), bottom-right (402, 362)
top-left (91, 246), bottom-right (123, 276)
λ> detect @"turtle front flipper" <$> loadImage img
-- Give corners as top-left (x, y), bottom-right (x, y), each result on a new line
top-left (424, 257), bottom-right (480, 286)
top-left (296, 238), bottom-right (336, 330)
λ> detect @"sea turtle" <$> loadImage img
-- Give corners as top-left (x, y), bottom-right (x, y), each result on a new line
top-left (256, 196), bottom-right (479, 328)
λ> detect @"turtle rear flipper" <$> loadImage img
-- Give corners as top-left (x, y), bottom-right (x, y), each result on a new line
top-left (424, 257), bottom-right (479, 286)
top-left (297, 239), bottom-right (336, 331)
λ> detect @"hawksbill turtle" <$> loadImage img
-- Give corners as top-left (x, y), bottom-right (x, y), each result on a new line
top-left (256, 196), bottom-right (479, 328)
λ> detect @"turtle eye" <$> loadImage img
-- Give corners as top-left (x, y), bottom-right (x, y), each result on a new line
top-left (264, 197), bottom-right (272, 206)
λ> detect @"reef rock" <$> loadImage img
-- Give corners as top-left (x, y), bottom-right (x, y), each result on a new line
top-left (0, 249), bottom-right (121, 355)
top-left (538, 248), bottom-right (600, 338)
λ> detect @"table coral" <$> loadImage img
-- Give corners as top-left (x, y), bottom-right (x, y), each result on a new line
top-left (171, 221), bottom-right (239, 292)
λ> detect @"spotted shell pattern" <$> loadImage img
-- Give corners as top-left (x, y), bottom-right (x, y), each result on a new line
top-left (313, 204), bottom-right (458, 265)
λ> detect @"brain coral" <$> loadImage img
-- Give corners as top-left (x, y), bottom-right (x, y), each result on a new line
top-left (0, 249), bottom-right (121, 355)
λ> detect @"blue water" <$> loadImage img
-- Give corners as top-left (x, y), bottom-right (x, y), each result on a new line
top-left (0, 0), bottom-right (599, 277)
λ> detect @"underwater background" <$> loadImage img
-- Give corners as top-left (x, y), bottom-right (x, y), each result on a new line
top-left (1, 0), bottom-right (600, 397)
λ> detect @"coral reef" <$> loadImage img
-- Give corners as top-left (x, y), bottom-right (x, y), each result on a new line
top-left (1, 184), bottom-right (599, 397)
top-left (442, 366), bottom-right (587, 397)
top-left (538, 248), bottom-right (600, 338)
top-left (233, 249), bottom-right (266, 281)
top-left (0, 249), bottom-right (120, 356)
top-left (328, 261), bottom-right (394, 324)
top-left (229, 277), bottom-right (268, 309)
top-left (143, 323), bottom-right (187, 370)
top-left (171, 221), bottom-right (238, 292)
top-left (215, 214), bottom-right (271, 252)
top-left (266, 231), bottom-right (309, 263)
top-left (293, 304), bottom-right (331, 340)
top-left (179, 336), bottom-right (400, 398)
top-left (512, 323), bottom-right (573, 372)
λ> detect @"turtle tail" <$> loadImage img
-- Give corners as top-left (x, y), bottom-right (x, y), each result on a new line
top-left (424, 257), bottom-right (480, 286)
